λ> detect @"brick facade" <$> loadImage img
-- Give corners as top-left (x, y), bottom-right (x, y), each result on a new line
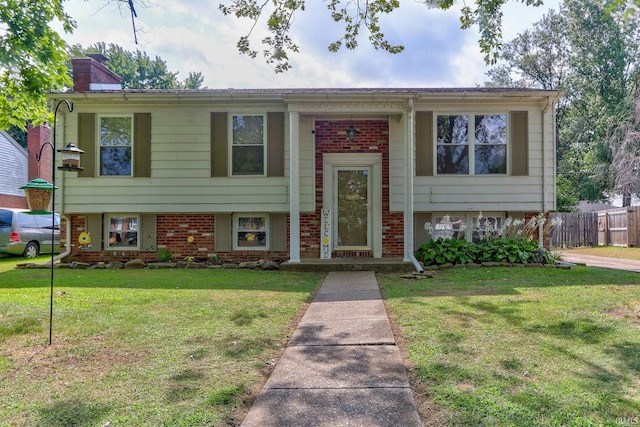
top-left (66, 214), bottom-right (289, 263)
top-left (0, 194), bottom-right (28, 209)
top-left (299, 119), bottom-right (404, 258)
top-left (62, 118), bottom-right (405, 264)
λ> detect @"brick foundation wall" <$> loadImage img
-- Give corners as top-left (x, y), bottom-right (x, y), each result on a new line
top-left (300, 119), bottom-right (404, 258)
top-left (65, 214), bottom-right (289, 264)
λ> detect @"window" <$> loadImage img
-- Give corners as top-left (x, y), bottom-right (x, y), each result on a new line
top-left (436, 115), bottom-right (469, 174)
top-left (433, 215), bottom-right (467, 240)
top-left (100, 116), bottom-right (133, 176)
top-left (471, 215), bottom-right (503, 243)
top-left (231, 115), bottom-right (265, 176)
top-left (106, 215), bottom-right (139, 249)
top-left (436, 114), bottom-right (507, 175)
top-left (234, 215), bottom-right (268, 250)
top-left (428, 213), bottom-right (504, 242)
top-left (475, 115), bottom-right (507, 174)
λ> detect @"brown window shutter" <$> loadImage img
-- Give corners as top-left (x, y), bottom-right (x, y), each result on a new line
top-left (267, 112), bottom-right (285, 177)
top-left (270, 213), bottom-right (287, 251)
top-left (211, 112), bottom-right (228, 177)
top-left (414, 212), bottom-right (432, 249)
top-left (215, 214), bottom-right (232, 251)
top-left (77, 113), bottom-right (95, 177)
top-left (415, 111), bottom-right (433, 176)
top-left (511, 111), bottom-right (529, 176)
top-left (140, 214), bottom-right (157, 252)
top-left (134, 113), bottom-right (152, 178)
top-left (84, 214), bottom-right (102, 252)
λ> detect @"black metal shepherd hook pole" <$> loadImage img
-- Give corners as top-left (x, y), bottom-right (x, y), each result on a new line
top-left (37, 99), bottom-right (74, 346)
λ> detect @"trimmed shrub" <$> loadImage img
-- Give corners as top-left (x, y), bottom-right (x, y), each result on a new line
top-left (416, 238), bottom-right (553, 266)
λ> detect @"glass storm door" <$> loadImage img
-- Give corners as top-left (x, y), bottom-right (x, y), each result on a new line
top-left (335, 167), bottom-right (371, 248)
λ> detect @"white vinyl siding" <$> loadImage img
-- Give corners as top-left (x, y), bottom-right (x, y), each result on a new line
top-left (59, 107), bottom-right (289, 214)
top-left (407, 105), bottom-right (554, 213)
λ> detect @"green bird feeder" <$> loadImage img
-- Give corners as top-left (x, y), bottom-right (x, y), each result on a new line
top-left (20, 178), bottom-right (57, 214)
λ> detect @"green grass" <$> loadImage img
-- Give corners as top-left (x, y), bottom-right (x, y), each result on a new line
top-left (0, 267), bottom-right (323, 426)
top-left (379, 267), bottom-right (640, 426)
top-left (560, 246), bottom-right (640, 261)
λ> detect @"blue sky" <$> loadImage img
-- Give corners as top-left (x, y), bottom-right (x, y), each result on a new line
top-left (59, 0), bottom-right (562, 88)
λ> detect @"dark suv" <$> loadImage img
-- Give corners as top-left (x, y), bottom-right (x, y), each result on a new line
top-left (0, 208), bottom-right (60, 258)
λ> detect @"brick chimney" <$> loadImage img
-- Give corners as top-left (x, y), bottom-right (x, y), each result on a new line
top-left (27, 124), bottom-right (52, 182)
top-left (71, 53), bottom-right (122, 92)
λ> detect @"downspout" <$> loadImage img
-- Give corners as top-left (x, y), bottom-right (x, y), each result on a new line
top-left (540, 97), bottom-right (554, 248)
top-left (48, 214), bottom-right (71, 265)
top-left (49, 112), bottom-right (71, 264)
top-left (405, 98), bottom-right (424, 273)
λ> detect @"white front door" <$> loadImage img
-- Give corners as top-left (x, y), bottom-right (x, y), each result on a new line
top-left (334, 167), bottom-right (371, 249)
top-left (322, 153), bottom-right (382, 257)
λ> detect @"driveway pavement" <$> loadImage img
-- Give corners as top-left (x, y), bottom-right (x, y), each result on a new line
top-left (560, 253), bottom-right (640, 273)
top-left (241, 271), bottom-right (422, 427)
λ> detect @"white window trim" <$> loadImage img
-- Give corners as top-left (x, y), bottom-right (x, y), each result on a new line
top-left (98, 114), bottom-right (134, 177)
top-left (229, 114), bottom-right (267, 177)
top-left (233, 213), bottom-right (269, 250)
top-left (105, 213), bottom-right (140, 251)
top-left (431, 212), bottom-right (506, 242)
top-left (434, 113), bottom-right (509, 176)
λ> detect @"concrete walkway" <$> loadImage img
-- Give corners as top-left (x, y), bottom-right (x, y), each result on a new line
top-left (560, 253), bottom-right (640, 273)
top-left (241, 271), bottom-right (422, 427)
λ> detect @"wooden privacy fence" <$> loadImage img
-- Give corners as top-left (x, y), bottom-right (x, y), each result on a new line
top-left (550, 212), bottom-right (598, 248)
top-left (550, 207), bottom-right (640, 248)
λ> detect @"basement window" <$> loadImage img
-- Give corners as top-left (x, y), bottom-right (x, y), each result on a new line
top-left (105, 214), bottom-right (139, 250)
top-left (233, 214), bottom-right (268, 250)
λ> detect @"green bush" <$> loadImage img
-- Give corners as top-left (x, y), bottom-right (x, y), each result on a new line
top-left (416, 238), bottom-right (553, 266)
top-left (157, 248), bottom-right (174, 262)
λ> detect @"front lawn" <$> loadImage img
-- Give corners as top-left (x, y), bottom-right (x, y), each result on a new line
top-left (380, 267), bottom-right (640, 426)
top-left (0, 267), bottom-right (323, 426)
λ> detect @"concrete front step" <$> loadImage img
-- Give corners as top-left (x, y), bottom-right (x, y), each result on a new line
top-left (279, 257), bottom-right (416, 273)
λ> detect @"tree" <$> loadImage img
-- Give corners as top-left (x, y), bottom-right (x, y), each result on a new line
top-left (486, 0), bottom-right (640, 209)
top-left (69, 43), bottom-right (205, 90)
top-left (609, 80), bottom-right (640, 204)
top-left (485, 9), bottom-right (570, 90)
top-left (0, 0), bottom-right (75, 129)
top-left (218, 0), bottom-right (544, 72)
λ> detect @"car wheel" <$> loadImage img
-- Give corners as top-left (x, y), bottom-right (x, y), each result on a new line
top-left (23, 242), bottom-right (39, 259)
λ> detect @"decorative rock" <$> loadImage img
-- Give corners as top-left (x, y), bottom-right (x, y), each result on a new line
top-left (222, 263), bottom-right (239, 269)
top-left (69, 261), bottom-right (91, 269)
top-left (106, 261), bottom-right (124, 269)
top-left (124, 259), bottom-right (146, 269)
top-left (525, 263), bottom-right (544, 268)
top-left (207, 264), bottom-right (224, 269)
top-left (400, 271), bottom-right (436, 280)
top-left (481, 262), bottom-right (503, 267)
top-left (260, 261), bottom-right (280, 270)
top-left (177, 261), bottom-right (205, 268)
top-left (239, 261), bottom-right (261, 269)
top-left (147, 262), bottom-right (177, 269)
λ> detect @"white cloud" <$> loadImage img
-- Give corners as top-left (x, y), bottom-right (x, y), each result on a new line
top-left (57, 0), bottom-right (562, 89)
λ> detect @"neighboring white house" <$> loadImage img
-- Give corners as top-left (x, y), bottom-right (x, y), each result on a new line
top-left (51, 56), bottom-right (562, 265)
top-left (0, 130), bottom-right (28, 209)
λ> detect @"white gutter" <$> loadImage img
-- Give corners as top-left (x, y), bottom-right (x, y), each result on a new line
top-left (405, 99), bottom-right (424, 273)
top-left (539, 97), bottom-right (554, 248)
top-left (48, 214), bottom-right (71, 265)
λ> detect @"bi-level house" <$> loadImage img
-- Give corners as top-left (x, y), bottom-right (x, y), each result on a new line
top-left (44, 56), bottom-right (561, 267)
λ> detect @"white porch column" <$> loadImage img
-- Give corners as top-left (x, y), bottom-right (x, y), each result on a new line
top-left (404, 105), bottom-right (415, 262)
top-left (289, 111), bottom-right (301, 263)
